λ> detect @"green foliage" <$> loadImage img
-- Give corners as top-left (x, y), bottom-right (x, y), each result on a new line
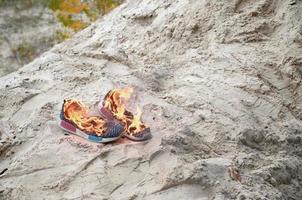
top-left (49, 0), bottom-right (123, 32)
top-left (55, 30), bottom-right (71, 42)
top-left (49, 0), bottom-right (89, 31)
top-left (49, 0), bottom-right (60, 11)
top-left (95, 0), bottom-right (119, 14)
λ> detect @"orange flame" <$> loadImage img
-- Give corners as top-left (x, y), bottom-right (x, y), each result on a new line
top-left (103, 88), bottom-right (148, 135)
top-left (63, 99), bottom-right (107, 136)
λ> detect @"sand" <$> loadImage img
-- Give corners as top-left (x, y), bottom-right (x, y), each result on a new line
top-left (1, 0), bottom-right (302, 199)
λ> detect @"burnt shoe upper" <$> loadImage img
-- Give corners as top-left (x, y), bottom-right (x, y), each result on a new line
top-left (60, 99), bottom-right (125, 138)
top-left (99, 106), bottom-right (152, 141)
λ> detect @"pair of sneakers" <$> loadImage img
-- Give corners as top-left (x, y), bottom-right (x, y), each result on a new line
top-left (58, 88), bottom-right (151, 143)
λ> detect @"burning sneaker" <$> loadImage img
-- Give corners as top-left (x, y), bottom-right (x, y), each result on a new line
top-left (59, 99), bottom-right (124, 143)
top-left (98, 87), bottom-right (152, 141)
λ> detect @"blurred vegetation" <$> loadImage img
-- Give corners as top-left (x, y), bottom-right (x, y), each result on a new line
top-left (49, 0), bottom-right (123, 33)
top-left (49, 0), bottom-right (89, 32)
top-left (0, 0), bottom-right (49, 8)
top-left (0, 0), bottom-right (123, 76)
top-left (0, 0), bottom-right (123, 34)
top-left (95, 0), bottom-right (121, 14)
top-left (12, 42), bottom-right (36, 65)
top-left (55, 30), bottom-right (71, 42)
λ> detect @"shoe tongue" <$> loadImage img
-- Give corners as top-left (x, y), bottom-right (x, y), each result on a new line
top-left (86, 110), bottom-right (100, 118)
top-left (85, 103), bottom-right (102, 118)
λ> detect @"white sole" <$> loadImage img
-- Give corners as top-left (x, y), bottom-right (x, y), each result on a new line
top-left (58, 121), bottom-right (120, 143)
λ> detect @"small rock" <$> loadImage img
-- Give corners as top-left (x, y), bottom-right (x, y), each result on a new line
top-left (239, 129), bottom-right (264, 150)
top-left (228, 166), bottom-right (242, 182)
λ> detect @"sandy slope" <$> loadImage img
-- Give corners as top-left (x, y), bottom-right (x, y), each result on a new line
top-left (1, 0), bottom-right (302, 199)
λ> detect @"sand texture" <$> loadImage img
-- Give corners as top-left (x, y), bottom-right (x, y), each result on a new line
top-left (1, 0), bottom-right (302, 199)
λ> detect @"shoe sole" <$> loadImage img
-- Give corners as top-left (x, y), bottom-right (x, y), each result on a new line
top-left (123, 133), bottom-right (151, 141)
top-left (123, 127), bottom-right (152, 141)
top-left (58, 120), bottom-right (121, 143)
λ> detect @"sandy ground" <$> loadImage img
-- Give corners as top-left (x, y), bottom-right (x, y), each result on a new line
top-left (1, 0), bottom-right (302, 199)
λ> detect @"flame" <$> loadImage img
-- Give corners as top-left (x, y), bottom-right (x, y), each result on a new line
top-left (103, 88), bottom-right (148, 135)
top-left (127, 107), bottom-right (147, 134)
top-left (63, 99), bottom-right (107, 136)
